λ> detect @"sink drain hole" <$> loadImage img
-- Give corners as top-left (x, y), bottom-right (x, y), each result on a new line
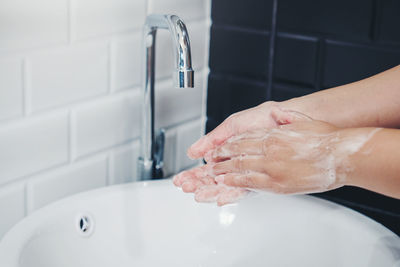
top-left (79, 216), bottom-right (90, 232)
top-left (76, 213), bottom-right (94, 237)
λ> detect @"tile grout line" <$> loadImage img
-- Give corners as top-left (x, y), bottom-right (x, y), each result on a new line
top-left (67, 0), bottom-right (74, 44)
top-left (370, 0), bottom-right (381, 42)
top-left (315, 38), bottom-right (325, 90)
top-left (106, 154), bottom-right (112, 186)
top-left (23, 183), bottom-right (28, 217)
top-left (266, 0), bottom-right (278, 100)
top-left (22, 58), bottom-right (32, 116)
top-left (108, 42), bottom-right (115, 93)
top-left (68, 110), bottom-right (76, 163)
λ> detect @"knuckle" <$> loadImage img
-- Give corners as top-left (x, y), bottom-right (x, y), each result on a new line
top-left (230, 142), bottom-right (241, 154)
top-left (263, 135), bottom-right (280, 147)
top-left (233, 158), bottom-right (243, 172)
top-left (263, 145), bottom-right (280, 161)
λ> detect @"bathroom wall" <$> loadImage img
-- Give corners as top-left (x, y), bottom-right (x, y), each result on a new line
top-left (0, 0), bottom-right (210, 238)
top-left (208, 0), bottom-right (400, 235)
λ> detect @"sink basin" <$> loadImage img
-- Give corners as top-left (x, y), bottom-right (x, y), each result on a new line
top-left (0, 179), bottom-right (399, 266)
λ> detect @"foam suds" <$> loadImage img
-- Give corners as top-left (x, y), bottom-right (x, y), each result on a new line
top-left (211, 126), bottom-right (381, 195)
top-left (177, 106), bottom-right (381, 205)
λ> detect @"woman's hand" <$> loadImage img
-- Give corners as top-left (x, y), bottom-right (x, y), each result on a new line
top-left (174, 106), bottom-right (313, 205)
top-left (209, 121), bottom-right (379, 194)
top-left (187, 102), bottom-right (308, 160)
top-left (174, 119), bottom-right (381, 205)
top-left (173, 164), bottom-right (250, 206)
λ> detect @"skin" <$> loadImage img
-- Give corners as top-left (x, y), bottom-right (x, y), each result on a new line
top-left (210, 123), bottom-right (400, 199)
top-left (174, 65), bottom-right (400, 205)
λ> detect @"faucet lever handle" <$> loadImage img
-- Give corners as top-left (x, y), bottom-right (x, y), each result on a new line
top-left (154, 128), bottom-right (165, 177)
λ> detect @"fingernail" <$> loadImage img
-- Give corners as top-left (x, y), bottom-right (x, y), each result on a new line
top-left (215, 175), bottom-right (225, 184)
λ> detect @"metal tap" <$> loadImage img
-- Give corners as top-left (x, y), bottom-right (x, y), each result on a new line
top-left (137, 14), bottom-right (194, 180)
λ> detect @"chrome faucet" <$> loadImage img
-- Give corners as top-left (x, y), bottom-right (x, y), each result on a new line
top-left (137, 14), bottom-right (194, 180)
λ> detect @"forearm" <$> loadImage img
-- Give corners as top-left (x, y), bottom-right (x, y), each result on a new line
top-left (344, 127), bottom-right (400, 199)
top-left (280, 65), bottom-right (400, 128)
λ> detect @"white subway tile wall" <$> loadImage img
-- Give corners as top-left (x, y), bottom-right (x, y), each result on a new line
top-left (0, 0), bottom-right (69, 51)
top-left (73, 90), bottom-right (141, 158)
top-left (176, 119), bottom-right (203, 172)
top-left (111, 33), bottom-right (142, 91)
top-left (0, 58), bottom-right (23, 120)
top-left (26, 156), bottom-right (108, 212)
top-left (0, 0), bottom-right (211, 239)
top-left (30, 42), bottom-right (109, 111)
top-left (0, 183), bottom-right (25, 238)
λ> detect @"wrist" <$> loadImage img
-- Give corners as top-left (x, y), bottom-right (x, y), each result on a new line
top-left (279, 97), bottom-right (310, 115)
top-left (332, 127), bottom-right (380, 187)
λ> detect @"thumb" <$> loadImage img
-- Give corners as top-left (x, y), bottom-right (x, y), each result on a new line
top-left (187, 116), bottom-right (235, 159)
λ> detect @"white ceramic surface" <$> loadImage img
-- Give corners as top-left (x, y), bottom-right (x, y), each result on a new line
top-left (0, 179), bottom-right (399, 267)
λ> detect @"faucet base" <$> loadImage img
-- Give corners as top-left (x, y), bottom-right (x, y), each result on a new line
top-left (137, 158), bottom-right (164, 180)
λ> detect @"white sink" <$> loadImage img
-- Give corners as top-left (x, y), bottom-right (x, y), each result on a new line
top-left (0, 179), bottom-right (399, 267)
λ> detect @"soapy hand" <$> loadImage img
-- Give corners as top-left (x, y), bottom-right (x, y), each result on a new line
top-left (173, 164), bottom-right (250, 206)
top-left (173, 106), bottom-right (313, 205)
top-left (187, 102), bottom-right (306, 160)
top-left (208, 121), bottom-right (379, 194)
top-left (174, 118), bottom-right (380, 205)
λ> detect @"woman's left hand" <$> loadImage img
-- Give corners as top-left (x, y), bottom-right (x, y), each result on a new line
top-left (208, 120), bottom-right (346, 194)
top-left (174, 120), bottom-right (379, 205)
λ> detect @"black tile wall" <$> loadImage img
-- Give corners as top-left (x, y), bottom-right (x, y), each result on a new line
top-left (323, 40), bottom-right (400, 88)
top-left (274, 33), bottom-right (319, 86)
top-left (211, 0), bottom-right (273, 31)
top-left (209, 25), bottom-right (270, 80)
top-left (379, 0), bottom-right (400, 43)
top-left (208, 0), bottom-right (400, 235)
top-left (271, 82), bottom-right (316, 102)
top-left (277, 0), bottom-right (374, 41)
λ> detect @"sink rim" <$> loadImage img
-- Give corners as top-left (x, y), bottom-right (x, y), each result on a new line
top-left (0, 178), bottom-right (399, 265)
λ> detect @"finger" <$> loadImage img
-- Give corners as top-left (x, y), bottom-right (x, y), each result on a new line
top-left (210, 139), bottom-right (265, 162)
top-left (225, 129), bottom-right (271, 142)
top-left (173, 164), bottom-right (215, 187)
top-left (215, 172), bottom-right (272, 189)
top-left (213, 156), bottom-right (266, 175)
top-left (194, 185), bottom-right (227, 203)
top-left (173, 169), bottom-right (195, 187)
top-left (217, 187), bottom-right (249, 206)
top-left (187, 116), bottom-right (235, 159)
top-left (181, 179), bottom-right (203, 193)
top-left (180, 173), bottom-right (217, 193)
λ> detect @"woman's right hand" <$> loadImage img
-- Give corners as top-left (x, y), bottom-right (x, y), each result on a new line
top-left (173, 102), bottom-right (313, 205)
top-left (187, 101), bottom-right (305, 160)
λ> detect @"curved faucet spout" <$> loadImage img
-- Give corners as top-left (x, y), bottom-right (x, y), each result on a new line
top-left (138, 14), bottom-right (195, 180)
top-left (144, 14), bottom-right (194, 88)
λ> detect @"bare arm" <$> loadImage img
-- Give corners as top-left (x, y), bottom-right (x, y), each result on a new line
top-left (188, 65), bottom-right (400, 159)
top-left (346, 127), bottom-right (400, 198)
top-left (282, 65), bottom-right (400, 128)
